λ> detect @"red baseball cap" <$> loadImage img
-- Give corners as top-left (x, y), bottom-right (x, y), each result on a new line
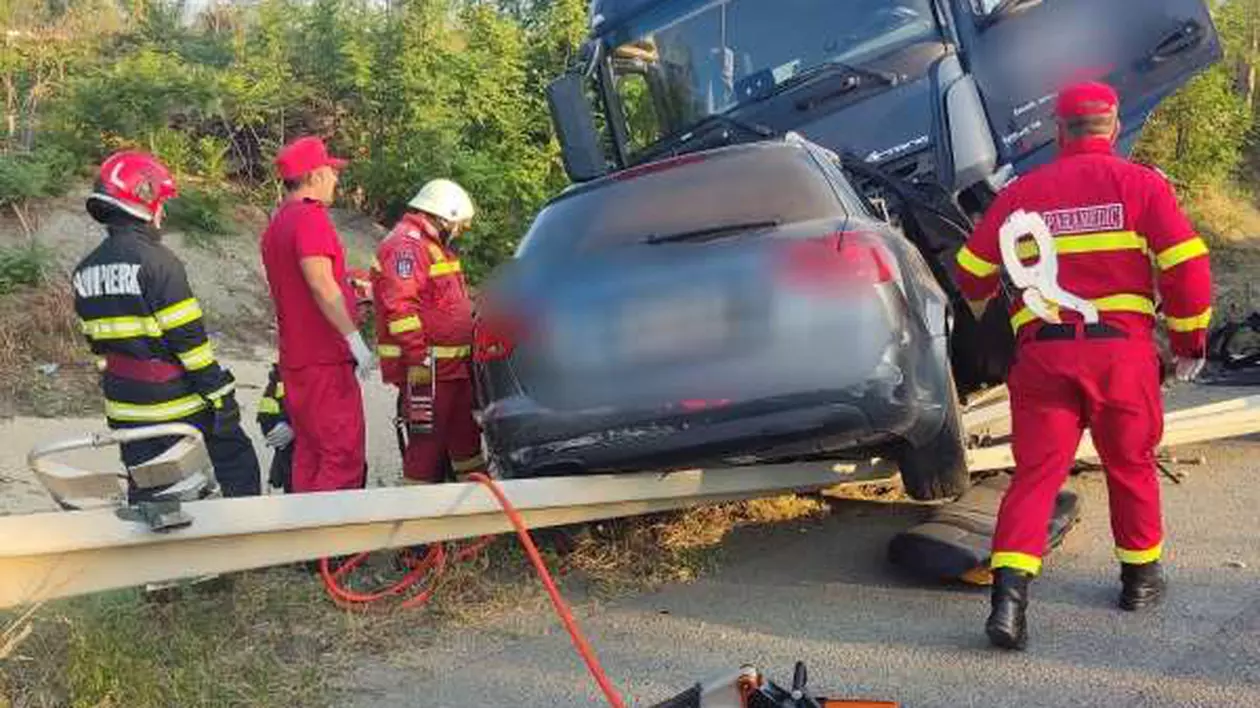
top-left (1055, 81), bottom-right (1119, 119)
top-left (274, 136), bottom-right (348, 181)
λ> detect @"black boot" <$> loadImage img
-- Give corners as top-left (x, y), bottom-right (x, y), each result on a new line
top-left (986, 568), bottom-right (1032, 650)
top-left (1119, 561), bottom-right (1165, 611)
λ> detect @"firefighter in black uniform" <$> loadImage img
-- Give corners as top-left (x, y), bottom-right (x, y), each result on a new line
top-left (257, 363), bottom-right (295, 493)
top-left (73, 150), bottom-right (261, 499)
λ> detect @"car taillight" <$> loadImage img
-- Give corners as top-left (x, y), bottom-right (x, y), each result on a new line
top-left (778, 231), bottom-right (895, 290)
top-left (473, 311), bottom-right (523, 363)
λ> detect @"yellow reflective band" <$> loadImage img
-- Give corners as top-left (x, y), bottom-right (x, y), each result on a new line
top-left (1010, 308), bottom-right (1039, 332)
top-left (388, 315), bottom-right (423, 335)
top-left (452, 453), bottom-right (487, 473)
top-left (154, 298), bottom-right (204, 331)
top-left (432, 345), bottom-right (472, 359)
top-left (1167, 308), bottom-right (1212, 333)
top-left (205, 382), bottom-right (235, 403)
top-left (407, 366), bottom-right (432, 385)
top-left (81, 316), bottom-right (162, 341)
top-left (990, 551), bottom-right (1042, 575)
top-left (1116, 543), bottom-right (1162, 565)
top-left (1010, 294), bottom-right (1155, 333)
top-left (1156, 237), bottom-right (1209, 271)
top-left (378, 344), bottom-right (403, 358)
top-left (1094, 293), bottom-right (1156, 316)
top-left (258, 397), bottom-right (281, 415)
top-left (176, 341), bottom-right (216, 372)
top-left (105, 394), bottom-right (207, 423)
top-left (429, 260), bottom-right (462, 277)
top-left (275, 382), bottom-right (285, 398)
top-left (1015, 230), bottom-right (1148, 260)
top-left (956, 246), bottom-right (999, 278)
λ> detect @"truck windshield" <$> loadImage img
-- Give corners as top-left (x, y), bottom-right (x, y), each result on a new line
top-left (607, 0), bottom-right (943, 156)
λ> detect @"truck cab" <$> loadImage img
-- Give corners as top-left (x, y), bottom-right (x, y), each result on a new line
top-left (545, 0), bottom-right (1221, 390)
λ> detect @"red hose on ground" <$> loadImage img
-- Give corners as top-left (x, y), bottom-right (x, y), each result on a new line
top-left (466, 472), bottom-right (628, 708)
top-left (316, 473), bottom-right (627, 708)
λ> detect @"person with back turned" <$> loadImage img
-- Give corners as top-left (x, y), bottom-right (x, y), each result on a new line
top-left (73, 150), bottom-right (261, 501)
top-left (954, 81), bottom-right (1213, 650)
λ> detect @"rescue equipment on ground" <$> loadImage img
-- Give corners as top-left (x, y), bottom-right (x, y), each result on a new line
top-left (1202, 310), bottom-right (1260, 386)
top-left (887, 474), bottom-right (1082, 586)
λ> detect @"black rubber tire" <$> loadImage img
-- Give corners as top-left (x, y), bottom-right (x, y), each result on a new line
top-left (895, 375), bottom-right (971, 502)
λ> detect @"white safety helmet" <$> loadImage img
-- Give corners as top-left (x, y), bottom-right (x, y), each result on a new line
top-left (408, 179), bottom-right (475, 224)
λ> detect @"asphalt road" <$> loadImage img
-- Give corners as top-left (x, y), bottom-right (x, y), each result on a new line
top-left (340, 386), bottom-right (1260, 708)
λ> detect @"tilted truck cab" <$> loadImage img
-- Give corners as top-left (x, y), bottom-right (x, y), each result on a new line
top-left (546, 0), bottom-right (1222, 394)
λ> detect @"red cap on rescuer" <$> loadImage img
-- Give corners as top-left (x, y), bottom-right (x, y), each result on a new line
top-left (1055, 81), bottom-right (1119, 119)
top-left (274, 136), bottom-right (348, 181)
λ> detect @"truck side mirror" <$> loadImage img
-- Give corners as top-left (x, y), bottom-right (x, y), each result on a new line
top-left (547, 72), bottom-right (608, 183)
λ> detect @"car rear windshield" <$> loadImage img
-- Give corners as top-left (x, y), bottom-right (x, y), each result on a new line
top-left (516, 143), bottom-right (847, 259)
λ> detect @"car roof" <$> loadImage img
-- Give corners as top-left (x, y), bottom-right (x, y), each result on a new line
top-left (546, 137), bottom-right (821, 208)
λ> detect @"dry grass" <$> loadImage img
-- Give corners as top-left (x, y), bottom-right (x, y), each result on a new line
top-left (565, 495), bottom-right (829, 597)
top-left (1185, 184), bottom-right (1260, 249)
top-left (0, 567), bottom-right (439, 708)
top-left (0, 283), bottom-right (99, 418)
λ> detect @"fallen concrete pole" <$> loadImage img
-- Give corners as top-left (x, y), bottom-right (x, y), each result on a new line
top-left (2, 395), bottom-right (1258, 609)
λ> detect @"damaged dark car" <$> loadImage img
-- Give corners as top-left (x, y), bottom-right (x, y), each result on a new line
top-left (472, 0), bottom-right (1222, 500)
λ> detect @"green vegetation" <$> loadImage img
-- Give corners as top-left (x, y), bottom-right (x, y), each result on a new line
top-left (0, 244), bottom-right (51, 295)
top-left (1133, 1), bottom-right (1260, 240)
top-left (164, 186), bottom-right (235, 248)
top-left (2, 0), bottom-right (588, 281)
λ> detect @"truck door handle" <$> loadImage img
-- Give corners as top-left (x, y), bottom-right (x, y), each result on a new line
top-left (1150, 20), bottom-right (1204, 64)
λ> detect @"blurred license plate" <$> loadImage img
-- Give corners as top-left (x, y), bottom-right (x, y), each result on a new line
top-left (620, 291), bottom-right (731, 362)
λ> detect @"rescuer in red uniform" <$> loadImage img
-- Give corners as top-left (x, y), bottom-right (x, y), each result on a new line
top-left (371, 179), bottom-right (486, 484)
top-left (260, 136), bottom-right (374, 493)
top-left (954, 81), bottom-right (1212, 650)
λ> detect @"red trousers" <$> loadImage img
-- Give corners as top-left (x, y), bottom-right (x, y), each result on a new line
top-left (992, 335), bottom-right (1165, 575)
top-left (401, 378), bottom-right (486, 483)
top-left (283, 362), bottom-right (367, 492)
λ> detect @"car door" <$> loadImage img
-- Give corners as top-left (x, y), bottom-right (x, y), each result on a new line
top-left (952, 0), bottom-right (1223, 172)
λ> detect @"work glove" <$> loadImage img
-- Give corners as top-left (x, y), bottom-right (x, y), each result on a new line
top-left (346, 330), bottom-right (376, 381)
top-left (1174, 356), bottom-right (1206, 383)
top-left (209, 392), bottom-right (242, 435)
top-left (263, 421), bottom-right (295, 449)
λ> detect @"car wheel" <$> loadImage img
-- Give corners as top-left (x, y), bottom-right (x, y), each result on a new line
top-left (895, 374), bottom-right (970, 502)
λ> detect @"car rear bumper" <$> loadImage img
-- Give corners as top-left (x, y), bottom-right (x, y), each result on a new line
top-left (482, 362), bottom-right (938, 478)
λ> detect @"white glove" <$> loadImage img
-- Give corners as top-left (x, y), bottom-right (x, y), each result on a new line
top-left (346, 331), bottom-right (376, 380)
top-left (264, 421), bottom-right (295, 448)
top-left (1174, 356), bottom-right (1205, 383)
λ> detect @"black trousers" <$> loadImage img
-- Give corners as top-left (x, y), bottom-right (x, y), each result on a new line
top-left (268, 443), bottom-right (295, 493)
top-left (118, 409), bottom-right (262, 500)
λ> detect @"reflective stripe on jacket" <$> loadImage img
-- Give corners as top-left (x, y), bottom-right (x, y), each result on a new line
top-left (954, 137), bottom-right (1213, 358)
top-left (256, 362), bottom-right (288, 433)
top-left (72, 222), bottom-right (236, 426)
top-left (370, 212), bottom-right (474, 384)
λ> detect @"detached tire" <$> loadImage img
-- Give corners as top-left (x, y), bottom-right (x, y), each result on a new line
top-left (895, 375), bottom-right (970, 502)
